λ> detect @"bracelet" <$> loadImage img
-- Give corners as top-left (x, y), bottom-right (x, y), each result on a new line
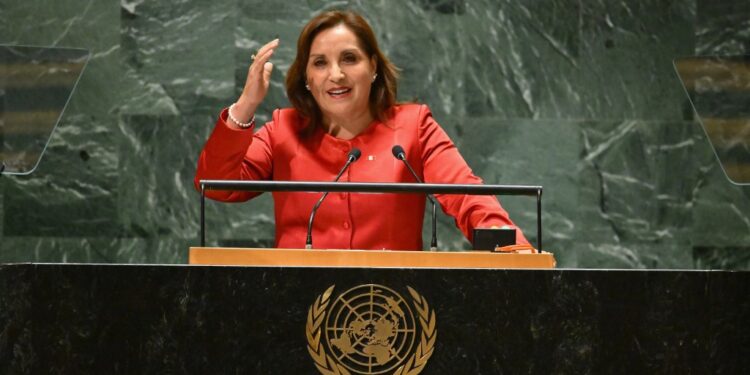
top-left (228, 103), bottom-right (256, 129)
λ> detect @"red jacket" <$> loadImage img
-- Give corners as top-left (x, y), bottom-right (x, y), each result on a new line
top-left (195, 104), bottom-right (529, 250)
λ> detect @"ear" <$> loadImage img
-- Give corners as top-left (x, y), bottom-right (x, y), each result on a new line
top-left (370, 55), bottom-right (378, 75)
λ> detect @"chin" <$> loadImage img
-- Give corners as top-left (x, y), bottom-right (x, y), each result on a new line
top-left (323, 103), bottom-right (362, 116)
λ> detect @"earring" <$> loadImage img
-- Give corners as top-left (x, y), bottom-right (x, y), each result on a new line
top-left (305, 84), bottom-right (310, 91)
top-left (372, 73), bottom-right (378, 82)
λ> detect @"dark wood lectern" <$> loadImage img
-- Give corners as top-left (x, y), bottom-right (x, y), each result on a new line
top-left (1, 262), bottom-right (747, 373)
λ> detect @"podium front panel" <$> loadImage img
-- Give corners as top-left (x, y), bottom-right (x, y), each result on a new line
top-left (0, 264), bottom-right (747, 374)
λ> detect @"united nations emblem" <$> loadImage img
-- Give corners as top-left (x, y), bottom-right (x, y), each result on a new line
top-left (306, 284), bottom-right (437, 375)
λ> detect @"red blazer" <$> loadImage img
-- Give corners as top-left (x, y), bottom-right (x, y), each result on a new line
top-left (195, 104), bottom-right (529, 250)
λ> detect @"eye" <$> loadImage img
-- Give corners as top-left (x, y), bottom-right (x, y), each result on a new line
top-left (312, 58), bottom-right (326, 67)
top-left (342, 53), bottom-right (358, 64)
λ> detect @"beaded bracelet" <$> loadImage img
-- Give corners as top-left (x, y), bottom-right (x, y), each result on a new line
top-left (228, 103), bottom-right (256, 129)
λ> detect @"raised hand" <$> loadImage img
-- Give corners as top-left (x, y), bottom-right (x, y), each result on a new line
top-left (230, 38), bottom-right (280, 126)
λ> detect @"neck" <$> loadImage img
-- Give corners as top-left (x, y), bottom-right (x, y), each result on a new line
top-left (323, 108), bottom-right (374, 140)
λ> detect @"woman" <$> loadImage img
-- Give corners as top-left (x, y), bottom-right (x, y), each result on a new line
top-left (195, 10), bottom-right (529, 250)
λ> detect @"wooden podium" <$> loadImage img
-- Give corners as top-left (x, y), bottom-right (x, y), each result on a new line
top-left (189, 247), bottom-right (556, 269)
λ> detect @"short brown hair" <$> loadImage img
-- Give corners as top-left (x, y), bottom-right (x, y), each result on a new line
top-left (285, 10), bottom-right (399, 131)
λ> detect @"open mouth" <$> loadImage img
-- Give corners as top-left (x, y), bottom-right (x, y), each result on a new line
top-left (327, 87), bottom-right (352, 98)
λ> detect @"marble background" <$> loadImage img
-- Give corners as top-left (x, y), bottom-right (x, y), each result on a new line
top-left (1, 0), bottom-right (749, 268)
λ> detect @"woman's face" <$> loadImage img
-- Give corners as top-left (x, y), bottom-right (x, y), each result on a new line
top-left (306, 24), bottom-right (377, 123)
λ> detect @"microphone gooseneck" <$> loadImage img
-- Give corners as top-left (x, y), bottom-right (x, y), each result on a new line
top-left (391, 145), bottom-right (439, 251)
top-left (305, 148), bottom-right (361, 249)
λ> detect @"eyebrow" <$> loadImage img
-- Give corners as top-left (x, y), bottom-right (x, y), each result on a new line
top-left (309, 48), bottom-right (362, 58)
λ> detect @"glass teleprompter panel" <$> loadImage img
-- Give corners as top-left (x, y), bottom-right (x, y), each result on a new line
top-left (0, 45), bottom-right (89, 175)
top-left (674, 56), bottom-right (750, 184)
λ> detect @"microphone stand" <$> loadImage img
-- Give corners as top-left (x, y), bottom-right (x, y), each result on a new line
top-left (305, 149), bottom-right (361, 249)
top-left (392, 146), bottom-right (438, 251)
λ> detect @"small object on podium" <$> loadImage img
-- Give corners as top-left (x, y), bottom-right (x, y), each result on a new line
top-left (494, 244), bottom-right (537, 253)
top-left (472, 228), bottom-right (516, 251)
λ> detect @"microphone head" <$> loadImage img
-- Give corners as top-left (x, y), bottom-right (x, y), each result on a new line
top-left (348, 147), bottom-right (362, 161)
top-left (391, 145), bottom-right (406, 160)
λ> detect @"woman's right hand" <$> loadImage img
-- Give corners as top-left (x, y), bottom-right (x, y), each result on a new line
top-left (231, 38), bottom-right (280, 125)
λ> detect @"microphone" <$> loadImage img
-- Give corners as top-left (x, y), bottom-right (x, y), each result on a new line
top-left (391, 145), bottom-right (438, 251)
top-left (305, 148), bottom-right (362, 249)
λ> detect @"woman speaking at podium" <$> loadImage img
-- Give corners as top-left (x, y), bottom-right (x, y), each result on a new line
top-left (195, 10), bottom-right (529, 251)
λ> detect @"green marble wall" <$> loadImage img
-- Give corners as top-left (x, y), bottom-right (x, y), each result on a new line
top-left (1, 0), bottom-right (748, 268)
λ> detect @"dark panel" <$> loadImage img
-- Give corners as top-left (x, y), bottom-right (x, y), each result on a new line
top-left (0, 265), bottom-right (747, 373)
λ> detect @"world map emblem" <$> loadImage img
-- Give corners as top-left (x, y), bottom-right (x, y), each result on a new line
top-left (306, 284), bottom-right (437, 375)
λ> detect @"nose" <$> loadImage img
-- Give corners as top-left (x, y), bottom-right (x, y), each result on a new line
top-left (329, 63), bottom-right (344, 82)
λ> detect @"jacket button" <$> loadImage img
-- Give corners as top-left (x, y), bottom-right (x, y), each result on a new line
top-left (343, 221), bottom-right (350, 229)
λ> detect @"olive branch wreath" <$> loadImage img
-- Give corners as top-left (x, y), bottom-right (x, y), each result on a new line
top-left (305, 285), bottom-right (437, 375)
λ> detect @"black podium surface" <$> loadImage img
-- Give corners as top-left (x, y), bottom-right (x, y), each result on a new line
top-left (0, 264), bottom-right (748, 374)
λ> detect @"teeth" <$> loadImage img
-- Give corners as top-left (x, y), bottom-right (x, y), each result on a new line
top-left (329, 88), bottom-right (350, 95)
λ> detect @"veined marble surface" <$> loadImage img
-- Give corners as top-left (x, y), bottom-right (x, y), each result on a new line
top-left (0, 0), bottom-right (748, 268)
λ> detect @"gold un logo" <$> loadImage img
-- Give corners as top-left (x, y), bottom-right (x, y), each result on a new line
top-left (306, 284), bottom-right (437, 375)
